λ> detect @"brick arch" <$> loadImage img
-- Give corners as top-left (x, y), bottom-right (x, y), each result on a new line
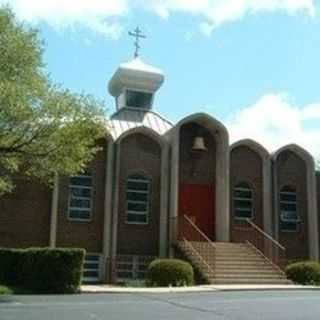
top-left (230, 139), bottom-right (269, 160)
top-left (229, 145), bottom-right (265, 242)
top-left (116, 132), bottom-right (161, 256)
top-left (272, 144), bottom-right (318, 260)
top-left (230, 139), bottom-right (272, 236)
top-left (115, 125), bottom-right (167, 149)
top-left (109, 126), bottom-right (170, 265)
top-left (170, 112), bottom-right (230, 242)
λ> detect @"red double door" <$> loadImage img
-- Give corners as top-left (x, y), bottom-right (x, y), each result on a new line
top-left (179, 183), bottom-right (215, 241)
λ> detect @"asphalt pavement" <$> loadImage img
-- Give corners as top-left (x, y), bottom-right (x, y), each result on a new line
top-left (1, 290), bottom-right (320, 320)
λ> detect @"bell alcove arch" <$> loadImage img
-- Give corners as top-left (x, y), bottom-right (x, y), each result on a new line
top-left (169, 113), bottom-right (230, 243)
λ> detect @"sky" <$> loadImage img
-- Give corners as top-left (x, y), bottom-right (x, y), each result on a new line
top-left (2, 0), bottom-right (320, 159)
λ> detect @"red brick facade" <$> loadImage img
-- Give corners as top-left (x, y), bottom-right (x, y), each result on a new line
top-left (0, 178), bottom-right (51, 248)
top-left (116, 133), bottom-right (161, 256)
top-left (275, 150), bottom-right (309, 260)
top-left (55, 140), bottom-right (107, 253)
top-left (0, 133), bottom-right (318, 273)
top-left (230, 146), bottom-right (264, 242)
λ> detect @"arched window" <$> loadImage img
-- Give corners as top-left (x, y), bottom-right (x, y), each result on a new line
top-left (68, 173), bottom-right (93, 221)
top-left (279, 186), bottom-right (299, 232)
top-left (233, 182), bottom-right (253, 220)
top-left (126, 174), bottom-right (150, 224)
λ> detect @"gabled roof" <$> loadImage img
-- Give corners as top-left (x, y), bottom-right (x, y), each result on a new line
top-left (108, 107), bottom-right (173, 141)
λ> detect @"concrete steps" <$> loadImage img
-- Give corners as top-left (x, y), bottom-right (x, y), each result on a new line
top-left (214, 269), bottom-right (281, 275)
top-left (211, 278), bottom-right (292, 285)
top-left (177, 241), bottom-right (290, 285)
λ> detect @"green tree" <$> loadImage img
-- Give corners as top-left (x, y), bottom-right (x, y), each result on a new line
top-left (0, 6), bottom-right (107, 194)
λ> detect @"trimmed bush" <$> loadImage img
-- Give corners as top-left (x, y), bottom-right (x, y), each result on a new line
top-left (0, 248), bottom-right (85, 294)
top-left (286, 261), bottom-right (320, 285)
top-left (0, 249), bottom-right (21, 285)
top-left (147, 259), bottom-right (194, 287)
top-left (174, 245), bottom-right (210, 285)
top-left (0, 285), bottom-right (13, 295)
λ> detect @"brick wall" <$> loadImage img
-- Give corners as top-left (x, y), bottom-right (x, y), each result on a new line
top-left (116, 133), bottom-right (161, 256)
top-left (230, 146), bottom-right (264, 242)
top-left (275, 150), bottom-right (309, 260)
top-left (56, 140), bottom-right (107, 253)
top-left (0, 178), bottom-right (51, 248)
top-left (179, 123), bottom-right (216, 185)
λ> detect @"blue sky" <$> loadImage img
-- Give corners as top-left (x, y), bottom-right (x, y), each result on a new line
top-left (2, 0), bottom-right (320, 158)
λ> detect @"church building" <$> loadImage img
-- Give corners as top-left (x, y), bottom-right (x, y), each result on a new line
top-left (1, 40), bottom-right (320, 284)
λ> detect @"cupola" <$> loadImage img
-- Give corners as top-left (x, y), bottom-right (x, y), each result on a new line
top-left (108, 27), bottom-right (165, 111)
top-left (108, 58), bottom-right (164, 110)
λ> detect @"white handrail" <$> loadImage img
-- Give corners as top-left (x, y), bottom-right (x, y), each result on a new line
top-left (246, 218), bottom-right (285, 251)
top-left (183, 215), bottom-right (216, 249)
top-left (246, 241), bottom-right (286, 274)
top-left (182, 238), bottom-right (214, 277)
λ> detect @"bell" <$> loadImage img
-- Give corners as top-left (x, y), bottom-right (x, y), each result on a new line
top-left (192, 136), bottom-right (207, 152)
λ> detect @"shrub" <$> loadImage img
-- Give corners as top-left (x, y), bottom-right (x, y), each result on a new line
top-left (0, 285), bottom-right (13, 295)
top-left (146, 259), bottom-right (194, 287)
top-left (0, 249), bottom-right (22, 285)
top-left (174, 245), bottom-right (210, 285)
top-left (286, 261), bottom-right (320, 285)
top-left (0, 248), bottom-right (85, 294)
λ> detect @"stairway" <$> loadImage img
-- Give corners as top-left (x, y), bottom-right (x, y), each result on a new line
top-left (177, 241), bottom-right (291, 285)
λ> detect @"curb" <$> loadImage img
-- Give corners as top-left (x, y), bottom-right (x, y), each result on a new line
top-left (81, 287), bottom-right (218, 294)
top-left (216, 287), bottom-right (320, 292)
top-left (81, 285), bottom-right (320, 294)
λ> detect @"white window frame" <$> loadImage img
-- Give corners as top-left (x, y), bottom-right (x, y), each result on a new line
top-left (68, 174), bottom-right (93, 222)
top-left (82, 253), bottom-right (102, 283)
top-left (125, 175), bottom-right (150, 225)
top-left (233, 184), bottom-right (254, 221)
top-left (115, 255), bottom-right (155, 280)
top-left (279, 188), bottom-right (300, 232)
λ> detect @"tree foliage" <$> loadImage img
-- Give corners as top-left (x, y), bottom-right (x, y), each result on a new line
top-left (0, 6), bottom-right (107, 194)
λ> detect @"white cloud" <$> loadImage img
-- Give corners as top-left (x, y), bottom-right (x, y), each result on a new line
top-left (226, 93), bottom-right (320, 159)
top-left (143, 0), bottom-right (316, 36)
top-left (1, 0), bottom-right (127, 38)
top-left (0, 0), bottom-right (316, 38)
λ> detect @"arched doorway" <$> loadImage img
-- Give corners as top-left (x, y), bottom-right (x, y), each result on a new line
top-left (178, 122), bottom-right (216, 240)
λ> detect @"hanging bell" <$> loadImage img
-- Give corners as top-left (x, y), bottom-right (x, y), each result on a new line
top-left (192, 136), bottom-right (207, 152)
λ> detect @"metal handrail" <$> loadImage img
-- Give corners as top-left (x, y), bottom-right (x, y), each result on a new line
top-left (174, 215), bottom-right (216, 273)
top-left (183, 215), bottom-right (216, 249)
top-left (245, 241), bottom-right (286, 275)
top-left (245, 218), bottom-right (285, 252)
top-left (182, 238), bottom-right (214, 277)
top-left (238, 218), bottom-right (287, 270)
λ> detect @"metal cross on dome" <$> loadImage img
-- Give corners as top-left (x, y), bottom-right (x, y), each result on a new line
top-left (128, 26), bottom-right (146, 58)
